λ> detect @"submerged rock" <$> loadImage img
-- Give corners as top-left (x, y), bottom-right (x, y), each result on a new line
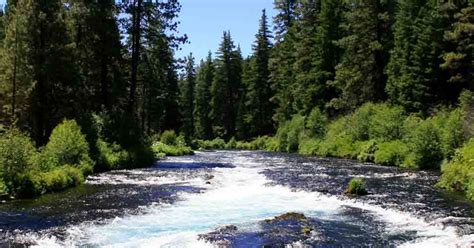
top-left (200, 213), bottom-right (319, 247)
top-left (198, 225), bottom-right (238, 246)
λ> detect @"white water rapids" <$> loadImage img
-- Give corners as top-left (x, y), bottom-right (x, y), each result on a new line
top-left (25, 151), bottom-right (473, 247)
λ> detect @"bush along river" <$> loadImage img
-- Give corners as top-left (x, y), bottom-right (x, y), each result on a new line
top-left (0, 151), bottom-right (473, 247)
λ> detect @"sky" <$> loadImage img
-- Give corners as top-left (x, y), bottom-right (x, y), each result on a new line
top-left (0, 0), bottom-right (277, 62)
top-left (176, 0), bottom-right (276, 62)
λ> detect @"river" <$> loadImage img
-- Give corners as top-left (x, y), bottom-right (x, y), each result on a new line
top-left (0, 151), bottom-right (473, 247)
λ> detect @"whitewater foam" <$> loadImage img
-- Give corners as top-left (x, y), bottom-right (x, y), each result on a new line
top-left (24, 152), bottom-right (473, 247)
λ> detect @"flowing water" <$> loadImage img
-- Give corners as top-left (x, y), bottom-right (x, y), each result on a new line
top-left (0, 151), bottom-right (473, 247)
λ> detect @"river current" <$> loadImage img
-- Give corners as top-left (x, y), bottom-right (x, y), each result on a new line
top-left (0, 151), bottom-right (473, 247)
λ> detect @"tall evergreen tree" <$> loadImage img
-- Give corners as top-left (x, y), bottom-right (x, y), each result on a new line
top-left (330, 0), bottom-right (391, 111)
top-left (25, 0), bottom-right (80, 144)
top-left (246, 9), bottom-right (274, 136)
top-left (386, 0), bottom-right (445, 113)
top-left (311, 0), bottom-right (344, 112)
top-left (66, 0), bottom-right (124, 112)
top-left (210, 31), bottom-right (242, 138)
top-left (0, 0), bottom-right (32, 126)
top-left (441, 5), bottom-right (473, 91)
top-left (194, 52), bottom-right (214, 140)
top-left (292, 0), bottom-right (320, 114)
top-left (236, 57), bottom-right (254, 139)
top-left (270, 0), bottom-right (298, 124)
top-left (180, 53), bottom-right (196, 138)
top-left (273, 0), bottom-right (298, 42)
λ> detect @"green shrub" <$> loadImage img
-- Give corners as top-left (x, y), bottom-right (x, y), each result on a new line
top-left (160, 130), bottom-right (178, 146)
top-left (151, 142), bottom-right (193, 157)
top-left (251, 136), bottom-right (274, 150)
top-left (368, 104), bottom-right (405, 141)
top-left (374, 140), bottom-right (409, 166)
top-left (0, 129), bottom-right (37, 192)
top-left (431, 109), bottom-right (465, 158)
top-left (467, 178), bottom-right (474, 201)
top-left (437, 139), bottom-right (474, 199)
top-left (345, 178), bottom-right (368, 196)
top-left (39, 165), bottom-right (84, 193)
top-left (96, 139), bottom-right (129, 170)
top-left (317, 135), bottom-right (357, 158)
top-left (226, 137), bottom-right (237, 149)
top-left (403, 120), bottom-right (443, 169)
top-left (347, 103), bottom-right (375, 141)
top-left (0, 179), bottom-right (7, 198)
top-left (38, 120), bottom-right (94, 172)
top-left (275, 115), bottom-right (306, 153)
top-left (306, 108), bottom-right (328, 139)
top-left (356, 140), bottom-right (378, 162)
top-left (298, 139), bottom-right (321, 156)
top-left (196, 138), bottom-right (227, 150)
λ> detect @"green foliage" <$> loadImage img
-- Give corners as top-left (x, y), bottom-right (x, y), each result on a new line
top-left (345, 178), bottom-right (368, 196)
top-left (226, 137), bottom-right (237, 149)
top-left (96, 139), bottom-right (129, 170)
top-left (403, 120), bottom-right (443, 169)
top-left (431, 109), bottom-right (465, 158)
top-left (346, 103), bottom-right (405, 142)
top-left (196, 138), bottom-right (227, 150)
top-left (38, 165), bottom-right (84, 193)
top-left (374, 140), bottom-right (409, 166)
top-left (210, 31), bottom-right (242, 139)
top-left (437, 139), bottom-right (474, 200)
top-left (180, 53), bottom-right (196, 139)
top-left (316, 117), bottom-right (355, 158)
top-left (194, 53), bottom-right (214, 140)
top-left (330, 1), bottom-right (387, 110)
top-left (275, 115), bottom-right (306, 152)
top-left (0, 128), bottom-right (36, 193)
top-left (151, 142), bottom-right (193, 157)
top-left (37, 120), bottom-right (93, 173)
top-left (356, 140), bottom-right (378, 162)
top-left (298, 139), bottom-right (321, 156)
top-left (368, 104), bottom-right (405, 141)
top-left (467, 178), bottom-right (474, 201)
top-left (305, 108), bottom-right (328, 139)
top-left (160, 130), bottom-right (178, 146)
top-left (244, 10), bottom-right (274, 137)
top-left (346, 103), bottom-right (375, 141)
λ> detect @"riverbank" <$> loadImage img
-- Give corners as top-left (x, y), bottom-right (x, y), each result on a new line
top-left (191, 101), bottom-right (474, 202)
top-left (0, 120), bottom-right (192, 201)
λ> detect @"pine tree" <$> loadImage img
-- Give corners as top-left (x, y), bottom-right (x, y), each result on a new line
top-left (273, 0), bottom-right (298, 42)
top-left (441, 5), bottom-right (473, 91)
top-left (236, 57), bottom-right (254, 139)
top-left (292, 0), bottom-right (320, 114)
top-left (270, 0), bottom-right (298, 124)
top-left (246, 9), bottom-right (274, 137)
top-left (210, 31), bottom-right (242, 138)
top-left (311, 0), bottom-right (344, 112)
top-left (386, 0), bottom-right (445, 113)
top-left (194, 52), bottom-right (214, 140)
top-left (180, 53), bottom-right (196, 138)
top-left (330, 0), bottom-right (390, 111)
top-left (0, 0), bottom-right (33, 126)
top-left (66, 0), bottom-right (124, 112)
top-left (15, 0), bottom-right (80, 144)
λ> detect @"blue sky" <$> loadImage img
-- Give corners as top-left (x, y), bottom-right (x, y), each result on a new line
top-left (0, 0), bottom-right (276, 62)
top-left (176, 0), bottom-right (276, 62)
